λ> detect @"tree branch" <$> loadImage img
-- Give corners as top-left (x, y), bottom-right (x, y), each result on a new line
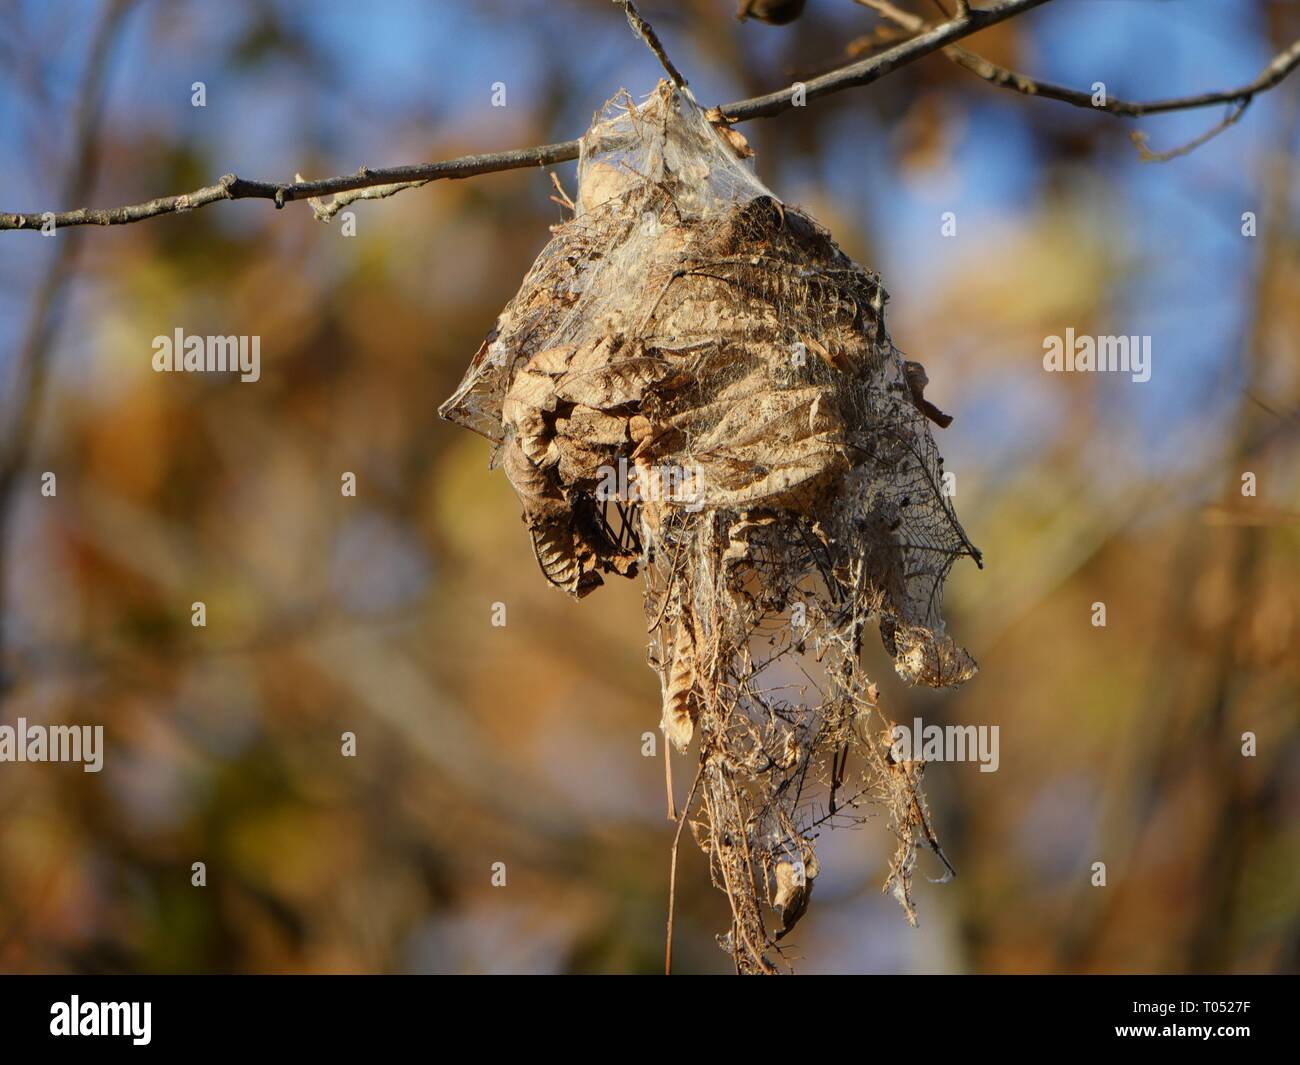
top-left (0, 0), bottom-right (1052, 232)
top-left (0, 143), bottom-right (583, 231)
top-left (612, 0), bottom-right (690, 92)
top-left (857, 0), bottom-right (1300, 122)
top-left (719, 0), bottom-right (1054, 121)
top-left (0, 0), bottom-right (136, 669)
top-left (949, 36), bottom-right (1300, 118)
top-left (297, 171), bottom-right (429, 222)
top-left (11, 0), bottom-right (1292, 230)
top-left (1128, 101), bottom-right (1251, 163)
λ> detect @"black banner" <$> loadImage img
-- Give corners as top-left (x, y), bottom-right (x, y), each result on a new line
top-left (0, 975), bottom-right (1288, 1052)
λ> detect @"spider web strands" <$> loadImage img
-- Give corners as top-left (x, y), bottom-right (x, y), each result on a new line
top-left (444, 84), bottom-right (982, 971)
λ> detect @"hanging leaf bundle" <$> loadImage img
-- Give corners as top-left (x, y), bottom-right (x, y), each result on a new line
top-left (440, 82), bottom-right (982, 973)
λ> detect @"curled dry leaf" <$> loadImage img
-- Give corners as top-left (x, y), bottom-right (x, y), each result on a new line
top-left (662, 618), bottom-right (698, 752)
top-left (903, 358), bottom-right (955, 428)
top-left (772, 844), bottom-right (819, 941)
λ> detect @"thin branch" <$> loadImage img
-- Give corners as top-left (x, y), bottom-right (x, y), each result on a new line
top-left (0, 0), bottom-right (1052, 232)
top-left (612, 0), bottom-right (690, 92)
top-left (0, 143), bottom-right (582, 231)
top-left (665, 762), bottom-right (704, 976)
top-left (297, 171), bottom-right (427, 222)
top-left (857, 1), bottom-right (1300, 123)
top-left (548, 171), bottom-right (576, 212)
top-left (664, 733), bottom-right (676, 820)
top-left (0, 0), bottom-right (135, 664)
top-left (955, 36), bottom-right (1300, 118)
top-left (719, 0), bottom-right (1053, 121)
top-left (1130, 101), bottom-right (1250, 163)
top-left (13, 0), bottom-right (1292, 230)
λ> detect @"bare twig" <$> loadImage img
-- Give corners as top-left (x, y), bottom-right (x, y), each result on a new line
top-left (0, 0), bottom-right (135, 666)
top-left (0, 144), bottom-right (581, 231)
top-left (1, 0), bottom-right (1052, 232)
top-left (6, 1), bottom-right (1295, 231)
top-left (548, 171), bottom-right (576, 213)
top-left (665, 762), bottom-right (704, 975)
top-left (720, 0), bottom-right (1053, 121)
top-left (856, 0), bottom-right (1300, 153)
top-left (951, 36), bottom-right (1300, 118)
top-left (1129, 101), bottom-right (1250, 163)
top-left (296, 171), bottom-right (427, 222)
top-left (664, 736), bottom-right (676, 820)
top-left (612, 0), bottom-right (690, 92)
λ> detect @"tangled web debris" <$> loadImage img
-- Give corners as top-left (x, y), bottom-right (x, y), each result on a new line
top-left (440, 82), bottom-right (982, 973)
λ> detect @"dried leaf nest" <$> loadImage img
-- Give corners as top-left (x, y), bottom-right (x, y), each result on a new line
top-left (440, 83), bottom-right (982, 973)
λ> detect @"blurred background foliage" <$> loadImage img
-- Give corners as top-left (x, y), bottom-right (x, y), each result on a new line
top-left (0, 0), bottom-right (1297, 974)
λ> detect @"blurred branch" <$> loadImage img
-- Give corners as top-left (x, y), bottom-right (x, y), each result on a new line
top-left (857, 0), bottom-right (1300, 159)
top-left (0, 0), bottom-right (135, 674)
top-left (1052, 89), bottom-right (1300, 971)
top-left (0, 0), bottom-right (1052, 231)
